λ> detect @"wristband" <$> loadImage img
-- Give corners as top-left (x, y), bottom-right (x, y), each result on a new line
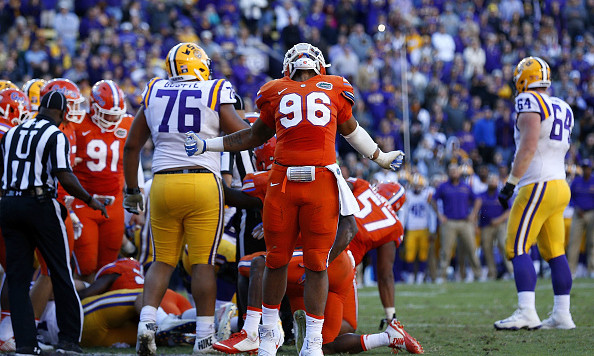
top-left (384, 307), bottom-right (395, 320)
top-left (507, 175), bottom-right (520, 185)
top-left (205, 137), bottom-right (225, 152)
top-left (125, 187), bottom-right (141, 194)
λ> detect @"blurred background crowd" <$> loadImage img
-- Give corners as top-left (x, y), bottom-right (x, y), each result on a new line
top-left (0, 0), bottom-right (592, 281)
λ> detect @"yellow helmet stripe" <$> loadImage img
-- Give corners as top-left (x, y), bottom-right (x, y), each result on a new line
top-left (534, 57), bottom-right (548, 82)
top-left (527, 90), bottom-right (551, 120)
top-left (168, 43), bottom-right (183, 77)
top-left (208, 79), bottom-right (225, 110)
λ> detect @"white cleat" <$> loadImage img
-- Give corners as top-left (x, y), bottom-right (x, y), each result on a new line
top-left (541, 312), bottom-right (576, 330)
top-left (216, 303), bottom-right (238, 342)
top-left (213, 330), bottom-right (259, 354)
top-left (299, 337), bottom-right (323, 356)
top-left (136, 321), bottom-right (157, 355)
top-left (193, 333), bottom-right (217, 354)
top-left (494, 308), bottom-right (541, 330)
top-left (258, 322), bottom-right (284, 356)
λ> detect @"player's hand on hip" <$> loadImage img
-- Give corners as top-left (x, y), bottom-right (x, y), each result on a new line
top-left (498, 182), bottom-right (515, 210)
top-left (89, 198), bottom-right (109, 218)
top-left (252, 222), bottom-right (264, 240)
top-left (123, 192), bottom-right (144, 215)
top-left (373, 150), bottom-right (405, 171)
top-left (185, 131), bottom-right (206, 157)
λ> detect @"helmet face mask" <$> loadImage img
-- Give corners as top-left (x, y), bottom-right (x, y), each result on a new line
top-left (90, 80), bottom-right (126, 132)
top-left (0, 89), bottom-right (32, 126)
top-left (513, 56), bottom-right (551, 95)
top-left (41, 78), bottom-right (86, 123)
top-left (283, 43), bottom-right (330, 79)
top-left (166, 43), bottom-right (212, 82)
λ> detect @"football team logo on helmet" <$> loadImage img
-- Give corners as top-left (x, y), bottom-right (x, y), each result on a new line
top-left (254, 136), bottom-right (277, 171)
top-left (22, 78), bottom-right (47, 111)
top-left (41, 78), bottom-right (86, 123)
top-left (0, 88), bottom-right (32, 126)
top-left (166, 43), bottom-right (211, 82)
top-left (375, 181), bottom-right (406, 212)
top-left (513, 56), bottom-right (551, 94)
top-left (283, 43), bottom-right (330, 79)
top-left (89, 80), bottom-right (127, 132)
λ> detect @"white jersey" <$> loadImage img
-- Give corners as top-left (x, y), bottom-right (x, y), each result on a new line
top-left (513, 91), bottom-right (574, 187)
top-left (141, 77), bottom-right (236, 175)
top-left (402, 187), bottom-right (434, 231)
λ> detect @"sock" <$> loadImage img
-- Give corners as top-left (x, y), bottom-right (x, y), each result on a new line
top-left (262, 304), bottom-right (280, 325)
top-left (418, 261), bottom-right (427, 273)
top-left (243, 307), bottom-right (262, 339)
top-left (140, 306), bottom-right (157, 323)
top-left (512, 254), bottom-right (537, 292)
top-left (517, 291), bottom-right (535, 310)
top-left (405, 262), bottom-right (414, 273)
top-left (360, 332), bottom-right (389, 351)
top-left (553, 295), bottom-right (570, 315)
top-left (548, 255), bottom-right (572, 295)
top-left (156, 307), bottom-right (169, 326)
top-left (196, 316), bottom-right (215, 338)
top-left (305, 312), bottom-right (324, 340)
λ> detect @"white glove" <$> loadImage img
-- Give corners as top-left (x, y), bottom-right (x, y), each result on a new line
top-left (69, 211), bottom-right (83, 240)
top-left (252, 222), bottom-right (264, 240)
top-left (185, 131), bottom-right (206, 157)
top-left (373, 150), bottom-right (405, 171)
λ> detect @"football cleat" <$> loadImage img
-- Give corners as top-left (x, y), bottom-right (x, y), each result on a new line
top-left (494, 308), bottom-right (541, 330)
top-left (258, 322), bottom-right (284, 356)
top-left (136, 321), bottom-right (157, 355)
top-left (299, 337), bottom-right (323, 356)
top-left (293, 310), bottom-right (306, 354)
top-left (193, 333), bottom-right (216, 354)
top-left (541, 311), bottom-right (576, 330)
top-left (213, 330), bottom-right (259, 354)
top-left (215, 303), bottom-right (238, 342)
top-left (155, 314), bottom-right (196, 346)
top-left (0, 336), bottom-right (15, 352)
top-left (385, 319), bottom-right (424, 354)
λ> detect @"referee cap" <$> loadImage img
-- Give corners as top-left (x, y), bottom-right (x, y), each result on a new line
top-left (40, 91), bottom-right (68, 111)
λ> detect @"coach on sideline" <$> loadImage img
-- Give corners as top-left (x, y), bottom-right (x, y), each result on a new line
top-left (0, 91), bottom-right (107, 355)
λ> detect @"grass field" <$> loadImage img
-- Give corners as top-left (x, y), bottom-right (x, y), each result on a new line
top-left (86, 278), bottom-right (594, 355)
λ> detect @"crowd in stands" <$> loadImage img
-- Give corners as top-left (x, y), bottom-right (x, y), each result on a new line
top-left (0, 0), bottom-right (592, 282)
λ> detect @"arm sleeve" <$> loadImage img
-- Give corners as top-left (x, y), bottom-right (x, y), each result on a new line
top-left (50, 131), bottom-right (72, 173)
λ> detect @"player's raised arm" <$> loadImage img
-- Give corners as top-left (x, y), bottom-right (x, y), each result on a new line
top-left (338, 116), bottom-right (405, 171)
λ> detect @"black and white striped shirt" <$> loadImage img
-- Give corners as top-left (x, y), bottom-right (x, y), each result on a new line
top-left (0, 115), bottom-right (71, 191)
top-left (221, 150), bottom-right (255, 188)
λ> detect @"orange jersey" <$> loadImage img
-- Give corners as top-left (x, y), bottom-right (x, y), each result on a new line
top-left (95, 258), bottom-right (144, 291)
top-left (347, 178), bottom-right (403, 265)
top-left (73, 115), bottom-right (133, 196)
top-left (256, 75), bottom-right (354, 166)
top-left (241, 171), bottom-right (270, 205)
top-left (57, 121), bottom-right (78, 202)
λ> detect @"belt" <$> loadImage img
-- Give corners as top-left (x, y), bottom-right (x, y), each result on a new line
top-left (155, 168), bottom-right (212, 175)
top-left (273, 161), bottom-right (327, 170)
top-left (2, 187), bottom-right (56, 198)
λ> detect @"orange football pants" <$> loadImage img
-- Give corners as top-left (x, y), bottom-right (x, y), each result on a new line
top-left (263, 164), bottom-right (339, 271)
top-left (161, 289), bottom-right (193, 315)
top-left (286, 251), bottom-right (355, 343)
top-left (73, 194), bottom-right (125, 275)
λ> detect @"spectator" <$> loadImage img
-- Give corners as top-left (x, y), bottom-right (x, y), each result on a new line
top-left (431, 24), bottom-right (455, 63)
top-left (567, 159), bottom-right (594, 278)
top-left (499, 0), bottom-right (524, 22)
top-left (563, 0), bottom-right (588, 41)
top-left (473, 108), bottom-right (497, 164)
top-left (274, 0), bottom-right (299, 32)
top-left (53, 1), bottom-right (79, 56)
top-left (463, 37), bottom-right (485, 79)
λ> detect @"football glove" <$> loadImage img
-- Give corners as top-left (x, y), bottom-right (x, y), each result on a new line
top-left (123, 191), bottom-right (144, 215)
top-left (373, 150), bottom-right (405, 171)
top-left (252, 222), bottom-right (264, 240)
top-left (185, 131), bottom-right (206, 157)
top-left (69, 211), bottom-right (83, 240)
top-left (498, 182), bottom-right (515, 210)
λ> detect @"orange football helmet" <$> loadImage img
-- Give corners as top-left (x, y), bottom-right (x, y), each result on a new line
top-left (0, 89), bottom-right (32, 126)
top-left (41, 78), bottom-right (85, 123)
top-left (283, 43), bottom-right (330, 78)
top-left (254, 136), bottom-right (277, 171)
top-left (22, 78), bottom-right (47, 111)
top-left (375, 181), bottom-right (406, 212)
top-left (0, 80), bottom-right (18, 91)
top-left (89, 80), bottom-right (127, 132)
top-left (513, 56), bottom-right (551, 94)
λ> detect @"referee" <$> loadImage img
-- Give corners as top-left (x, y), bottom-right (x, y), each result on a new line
top-left (0, 91), bottom-right (107, 355)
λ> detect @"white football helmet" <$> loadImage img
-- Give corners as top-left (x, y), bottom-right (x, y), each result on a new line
top-left (282, 43), bottom-right (330, 79)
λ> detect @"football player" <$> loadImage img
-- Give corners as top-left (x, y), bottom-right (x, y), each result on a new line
top-left (70, 79), bottom-right (130, 280)
top-left (122, 42), bottom-right (250, 355)
top-left (495, 57), bottom-right (575, 330)
top-left (22, 78), bottom-right (47, 113)
top-left (187, 42), bottom-right (404, 356)
top-left (0, 88), bottom-right (32, 136)
top-left (0, 80), bottom-right (19, 91)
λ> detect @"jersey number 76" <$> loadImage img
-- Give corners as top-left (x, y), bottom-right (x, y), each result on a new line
top-left (156, 89), bottom-right (202, 133)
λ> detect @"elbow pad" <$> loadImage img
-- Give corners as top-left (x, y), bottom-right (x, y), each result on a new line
top-left (342, 123), bottom-right (378, 159)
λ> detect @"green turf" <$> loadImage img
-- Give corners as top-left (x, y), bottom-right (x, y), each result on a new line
top-left (84, 278), bottom-right (594, 355)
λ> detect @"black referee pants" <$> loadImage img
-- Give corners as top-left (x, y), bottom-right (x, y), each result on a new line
top-left (0, 196), bottom-right (82, 349)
